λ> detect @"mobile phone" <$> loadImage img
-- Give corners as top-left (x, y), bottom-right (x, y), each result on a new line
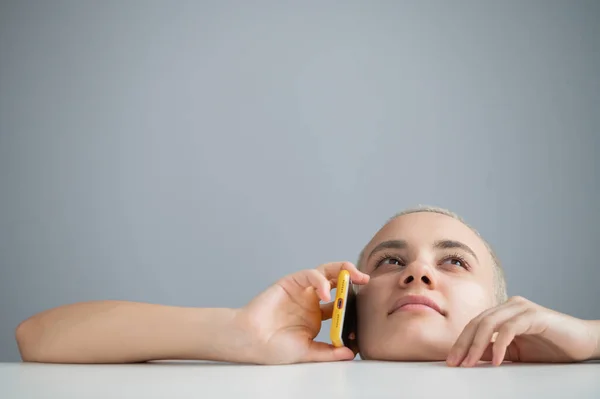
top-left (330, 270), bottom-right (358, 352)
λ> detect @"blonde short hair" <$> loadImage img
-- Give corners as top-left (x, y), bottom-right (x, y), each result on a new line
top-left (356, 205), bottom-right (508, 304)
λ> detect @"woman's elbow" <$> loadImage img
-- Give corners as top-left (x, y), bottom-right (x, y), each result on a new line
top-left (15, 318), bottom-right (43, 362)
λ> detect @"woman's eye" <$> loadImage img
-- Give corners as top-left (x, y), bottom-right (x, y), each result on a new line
top-left (380, 258), bottom-right (403, 266)
top-left (442, 258), bottom-right (465, 268)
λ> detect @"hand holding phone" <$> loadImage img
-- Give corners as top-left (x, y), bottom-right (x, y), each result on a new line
top-left (235, 262), bottom-right (367, 364)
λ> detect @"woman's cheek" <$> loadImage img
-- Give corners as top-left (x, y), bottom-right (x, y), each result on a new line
top-left (447, 280), bottom-right (493, 326)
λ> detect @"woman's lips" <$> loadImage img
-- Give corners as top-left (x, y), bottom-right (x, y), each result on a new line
top-left (388, 295), bottom-right (444, 315)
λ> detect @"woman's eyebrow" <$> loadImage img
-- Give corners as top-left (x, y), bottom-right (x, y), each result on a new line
top-left (433, 239), bottom-right (478, 261)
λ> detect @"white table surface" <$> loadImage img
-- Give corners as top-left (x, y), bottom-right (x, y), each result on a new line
top-left (2, 360), bottom-right (600, 398)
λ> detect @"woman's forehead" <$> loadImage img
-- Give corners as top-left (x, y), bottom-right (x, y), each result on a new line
top-left (363, 212), bottom-right (491, 261)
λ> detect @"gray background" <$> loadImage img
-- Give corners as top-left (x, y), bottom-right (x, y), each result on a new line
top-left (1, 1), bottom-right (599, 362)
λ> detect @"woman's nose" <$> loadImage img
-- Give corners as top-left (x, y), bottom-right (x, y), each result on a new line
top-left (398, 261), bottom-right (435, 288)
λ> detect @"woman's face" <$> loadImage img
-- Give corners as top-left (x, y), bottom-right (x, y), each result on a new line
top-left (355, 211), bottom-right (496, 361)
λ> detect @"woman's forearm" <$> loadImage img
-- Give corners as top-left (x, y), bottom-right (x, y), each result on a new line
top-left (591, 320), bottom-right (600, 360)
top-left (15, 301), bottom-right (247, 364)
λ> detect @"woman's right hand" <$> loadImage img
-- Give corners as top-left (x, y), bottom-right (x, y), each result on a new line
top-left (232, 261), bottom-right (370, 365)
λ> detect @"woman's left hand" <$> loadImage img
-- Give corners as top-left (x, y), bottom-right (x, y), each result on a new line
top-left (446, 296), bottom-right (600, 367)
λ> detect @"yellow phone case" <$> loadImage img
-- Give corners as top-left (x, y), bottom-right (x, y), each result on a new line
top-left (330, 269), bottom-right (351, 348)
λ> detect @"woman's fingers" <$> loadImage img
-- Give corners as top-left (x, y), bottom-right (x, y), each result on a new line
top-left (281, 261), bottom-right (369, 303)
top-left (446, 306), bottom-right (501, 366)
top-left (291, 269), bottom-right (332, 301)
top-left (316, 261), bottom-right (370, 286)
top-left (462, 308), bottom-right (529, 367)
top-left (320, 301), bottom-right (334, 320)
top-left (447, 301), bottom-right (524, 367)
top-left (448, 307), bottom-right (535, 367)
top-left (491, 311), bottom-right (533, 365)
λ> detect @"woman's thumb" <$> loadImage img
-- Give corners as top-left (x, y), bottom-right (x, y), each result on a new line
top-left (300, 341), bottom-right (355, 363)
